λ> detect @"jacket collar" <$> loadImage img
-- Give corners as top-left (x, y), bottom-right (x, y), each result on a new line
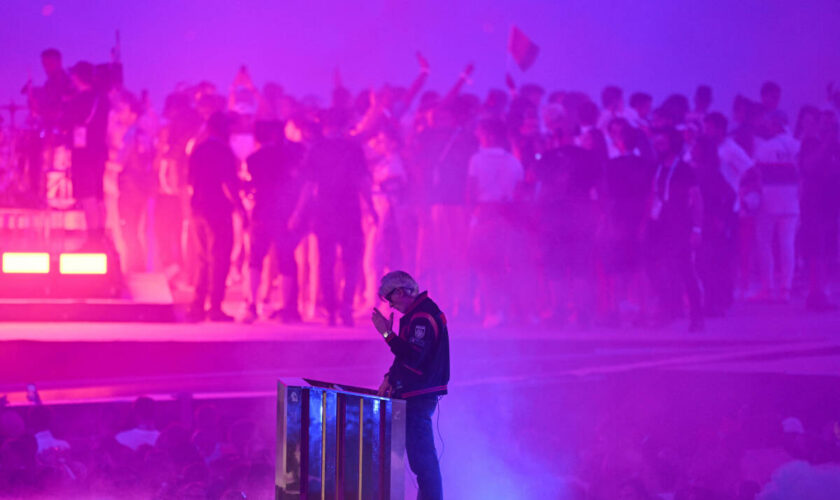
top-left (403, 291), bottom-right (429, 317)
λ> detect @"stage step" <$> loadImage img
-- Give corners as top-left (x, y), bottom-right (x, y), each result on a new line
top-left (0, 272), bottom-right (175, 322)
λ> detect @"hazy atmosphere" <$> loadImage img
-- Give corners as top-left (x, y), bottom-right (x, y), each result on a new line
top-left (2, 1), bottom-right (840, 499)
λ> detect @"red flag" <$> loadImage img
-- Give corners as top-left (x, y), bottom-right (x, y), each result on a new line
top-left (508, 26), bottom-right (540, 72)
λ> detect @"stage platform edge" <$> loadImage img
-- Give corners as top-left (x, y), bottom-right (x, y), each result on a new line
top-left (0, 272), bottom-right (175, 322)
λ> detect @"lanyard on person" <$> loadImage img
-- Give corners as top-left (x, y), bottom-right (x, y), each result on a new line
top-left (653, 157), bottom-right (679, 202)
top-left (84, 96), bottom-right (100, 126)
top-left (432, 126), bottom-right (462, 186)
top-left (73, 95), bottom-right (100, 149)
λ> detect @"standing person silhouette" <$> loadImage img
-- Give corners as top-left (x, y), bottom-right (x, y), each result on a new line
top-left (187, 112), bottom-right (245, 321)
top-left (371, 271), bottom-right (449, 500)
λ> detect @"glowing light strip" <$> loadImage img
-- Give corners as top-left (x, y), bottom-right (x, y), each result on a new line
top-left (2, 252), bottom-right (50, 274)
top-left (358, 398), bottom-right (364, 500)
top-left (59, 253), bottom-right (107, 275)
top-left (321, 395), bottom-right (327, 500)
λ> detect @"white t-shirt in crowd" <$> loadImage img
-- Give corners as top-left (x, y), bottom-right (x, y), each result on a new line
top-left (116, 427), bottom-right (160, 451)
top-left (718, 137), bottom-right (754, 211)
top-left (467, 147), bottom-right (524, 203)
top-left (754, 133), bottom-right (800, 165)
top-left (753, 133), bottom-right (801, 215)
top-left (371, 154), bottom-right (406, 189)
top-left (35, 430), bottom-right (70, 455)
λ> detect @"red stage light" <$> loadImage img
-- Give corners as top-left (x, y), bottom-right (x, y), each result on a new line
top-left (2, 252), bottom-right (50, 274)
top-left (59, 253), bottom-right (108, 275)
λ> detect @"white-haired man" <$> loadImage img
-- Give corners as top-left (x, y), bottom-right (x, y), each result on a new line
top-left (371, 270), bottom-right (449, 500)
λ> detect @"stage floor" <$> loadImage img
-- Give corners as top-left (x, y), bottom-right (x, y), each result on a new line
top-left (1, 300), bottom-right (839, 406)
top-left (2, 301), bottom-right (840, 498)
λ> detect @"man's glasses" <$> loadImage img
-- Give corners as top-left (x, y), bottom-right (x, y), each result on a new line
top-left (383, 288), bottom-right (400, 305)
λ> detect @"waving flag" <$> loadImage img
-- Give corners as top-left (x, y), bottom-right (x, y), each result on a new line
top-left (508, 25), bottom-right (540, 71)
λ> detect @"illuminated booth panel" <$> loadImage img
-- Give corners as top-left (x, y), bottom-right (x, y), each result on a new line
top-left (277, 378), bottom-right (405, 500)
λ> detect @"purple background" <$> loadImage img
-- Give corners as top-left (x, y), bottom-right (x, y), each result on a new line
top-left (1, 1), bottom-right (838, 116)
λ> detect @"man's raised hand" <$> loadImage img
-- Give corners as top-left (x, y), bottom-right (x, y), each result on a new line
top-left (371, 307), bottom-right (394, 335)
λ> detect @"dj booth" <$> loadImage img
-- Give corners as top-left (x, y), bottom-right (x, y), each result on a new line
top-left (276, 379), bottom-right (406, 500)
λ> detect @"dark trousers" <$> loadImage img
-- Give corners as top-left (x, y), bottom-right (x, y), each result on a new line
top-left (406, 396), bottom-right (442, 500)
top-left (699, 224), bottom-right (735, 314)
top-left (192, 212), bottom-right (233, 311)
top-left (647, 234), bottom-right (703, 322)
top-left (316, 227), bottom-right (362, 316)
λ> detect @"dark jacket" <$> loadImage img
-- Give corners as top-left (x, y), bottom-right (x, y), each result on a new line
top-left (188, 137), bottom-right (239, 219)
top-left (385, 292), bottom-right (450, 399)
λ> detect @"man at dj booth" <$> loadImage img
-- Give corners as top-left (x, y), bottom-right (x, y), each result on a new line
top-left (371, 271), bottom-right (450, 500)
